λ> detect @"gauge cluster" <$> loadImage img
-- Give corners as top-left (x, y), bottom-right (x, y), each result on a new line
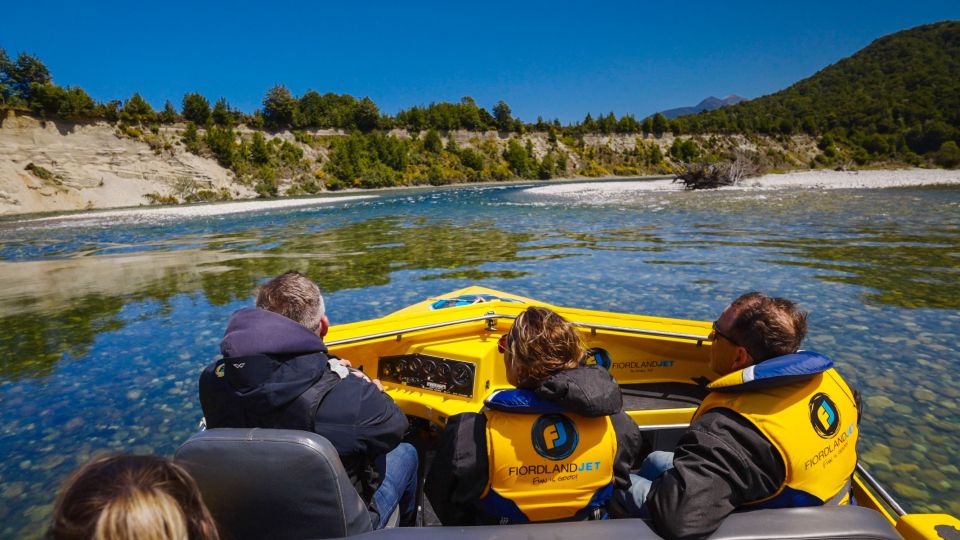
top-left (378, 354), bottom-right (476, 397)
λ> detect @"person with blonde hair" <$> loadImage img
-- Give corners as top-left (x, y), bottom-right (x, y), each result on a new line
top-left (425, 306), bottom-right (647, 525)
top-left (48, 454), bottom-right (218, 540)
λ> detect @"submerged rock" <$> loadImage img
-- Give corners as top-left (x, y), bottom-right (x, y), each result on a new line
top-left (866, 395), bottom-right (895, 410)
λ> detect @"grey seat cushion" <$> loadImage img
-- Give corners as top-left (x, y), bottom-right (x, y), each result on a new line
top-left (175, 428), bottom-right (373, 540)
top-left (353, 506), bottom-right (901, 540)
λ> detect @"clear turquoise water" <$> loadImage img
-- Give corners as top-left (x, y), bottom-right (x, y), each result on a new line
top-left (1, 182), bottom-right (958, 536)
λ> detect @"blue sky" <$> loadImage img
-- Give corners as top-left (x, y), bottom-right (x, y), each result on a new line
top-left (4, 1), bottom-right (959, 123)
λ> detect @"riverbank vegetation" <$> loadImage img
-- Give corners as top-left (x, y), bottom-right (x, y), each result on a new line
top-left (2, 21), bottom-right (958, 199)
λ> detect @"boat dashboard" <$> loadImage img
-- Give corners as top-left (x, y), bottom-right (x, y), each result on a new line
top-left (326, 301), bottom-right (716, 430)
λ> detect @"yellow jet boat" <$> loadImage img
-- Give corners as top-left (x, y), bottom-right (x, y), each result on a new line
top-left (177, 286), bottom-right (960, 540)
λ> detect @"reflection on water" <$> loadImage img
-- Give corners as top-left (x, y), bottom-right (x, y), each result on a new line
top-left (765, 232), bottom-right (960, 309)
top-left (1, 184), bottom-right (959, 535)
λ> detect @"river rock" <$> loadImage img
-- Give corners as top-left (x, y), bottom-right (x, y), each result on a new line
top-left (891, 482), bottom-right (930, 502)
top-left (2, 482), bottom-right (25, 498)
top-left (917, 469), bottom-right (948, 487)
top-left (866, 395), bottom-right (895, 410)
top-left (888, 438), bottom-right (913, 450)
top-left (911, 388), bottom-right (936, 402)
top-left (861, 444), bottom-right (892, 466)
top-left (929, 452), bottom-right (952, 465)
top-left (884, 424), bottom-right (908, 438)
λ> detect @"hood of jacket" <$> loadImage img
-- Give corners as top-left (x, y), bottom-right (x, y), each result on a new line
top-left (218, 308), bottom-right (331, 411)
top-left (534, 365), bottom-right (623, 417)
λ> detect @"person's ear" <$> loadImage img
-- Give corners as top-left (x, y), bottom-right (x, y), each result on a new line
top-left (318, 315), bottom-right (330, 338)
top-left (732, 347), bottom-right (753, 371)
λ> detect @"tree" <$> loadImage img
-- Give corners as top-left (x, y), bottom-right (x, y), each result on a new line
top-left (582, 113), bottom-right (597, 133)
top-left (158, 100), bottom-right (179, 123)
top-left (212, 97), bottom-right (232, 126)
top-left (503, 138), bottom-right (533, 177)
top-left (205, 125), bottom-right (237, 168)
top-left (423, 129), bottom-right (443, 153)
top-left (0, 48), bottom-right (13, 101)
top-left (354, 97), bottom-right (380, 132)
top-left (492, 100), bottom-right (513, 132)
top-left (262, 85), bottom-right (297, 130)
top-left (182, 122), bottom-right (201, 153)
top-left (121, 93), bottom-right (155, 124)
top-left (57, 87), bottom-right (95, 119)
top-left (651, 113), bottom-right (669, 137)
top-left (182, 93), bottom-right (211, 125)
top-left (298, 90), bottom-right (326, 127)
top-left (11, 53), bottom-right (51, 99)
top-left (460, 96), bottom-right (482, 130)
top-left (641, 116), bottom-right (653, 136)
top-left (459, 148), bottom-right (484, 171)
top-left (250, 131), bottom-right (270, 165)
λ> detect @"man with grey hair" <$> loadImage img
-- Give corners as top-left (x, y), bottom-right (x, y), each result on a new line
top-left (199, 271), bottom-right (418, 528)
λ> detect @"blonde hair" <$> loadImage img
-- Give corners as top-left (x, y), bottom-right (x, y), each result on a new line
top-left (49, 454), bottom-right (218, 540)
top-left (504, 307), bottom-right (584, 389)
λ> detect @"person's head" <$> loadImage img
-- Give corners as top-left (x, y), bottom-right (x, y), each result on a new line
top-left (710, 292), bottom-right (808, 375)
top-left (500, 306), bottom-right (584, 389)
top-left (256, 270), bottom-right (328, 337)
top-left (49, 454), bottom-right (218, 540)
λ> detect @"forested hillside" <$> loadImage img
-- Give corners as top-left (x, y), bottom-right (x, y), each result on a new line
top-left (2, 20), bottom-right (958, 203)
top-left (673, 21), bottom-right (960, 167)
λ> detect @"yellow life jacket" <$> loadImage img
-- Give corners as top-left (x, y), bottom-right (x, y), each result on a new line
top-left (476, 389), bottom-right (617, 523)
top-left (693, 351), bottom-right (859, 508)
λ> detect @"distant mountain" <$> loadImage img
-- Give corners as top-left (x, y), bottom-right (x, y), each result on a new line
top-left (674, 21), bottom-right (960, 159)
top-left (659, 95), bottom-right (746, 119)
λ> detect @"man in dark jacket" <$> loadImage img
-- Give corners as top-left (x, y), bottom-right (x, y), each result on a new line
top-left (199, 271), bottom-right (417, 528)
top-left (613, 292), bottom-right (859, 540)
top-left (425, 307), bottom-right (647, 525)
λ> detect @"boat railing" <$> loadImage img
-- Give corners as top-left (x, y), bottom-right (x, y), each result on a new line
top-left (856, 463), bottom-right (906, 517)
top-left (327, 311), bottom-right (711, 347)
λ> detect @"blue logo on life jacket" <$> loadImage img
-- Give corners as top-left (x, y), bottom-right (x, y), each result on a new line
top-left (532, 414), bottom-right (579, 460)
top-left (809, 393), bottom-right (840, 438)
top-left (584, 348), bottom-right (612, 369)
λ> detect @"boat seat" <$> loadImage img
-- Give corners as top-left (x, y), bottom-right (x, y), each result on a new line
top-left (620, 382), bottom-right (709, 411)
top-left (354, 506), bottom-right (902, 539)
top-left (175, 428), bottom-right (374, 540)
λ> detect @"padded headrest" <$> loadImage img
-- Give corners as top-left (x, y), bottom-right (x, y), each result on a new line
top-left (175, 428), bottom-right (373, 540)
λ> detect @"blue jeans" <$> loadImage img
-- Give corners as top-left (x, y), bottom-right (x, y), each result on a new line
top-left (372, 442), bottom-right (419, 528)
top-left (614, 450), bottom-right (675, 518)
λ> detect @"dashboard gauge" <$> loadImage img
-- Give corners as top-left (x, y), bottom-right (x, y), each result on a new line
top-left (422, 359), bottom-right (437, 375)
top-left (452, 364), bottom-right (472, 387)
top-left (436, 362), bottom-right (451, 379)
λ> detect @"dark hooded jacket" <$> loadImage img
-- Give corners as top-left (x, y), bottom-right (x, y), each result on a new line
top-left (424, 365), bottom-right (649, 525)
top-left (199, 308), bottom-right (408, 523)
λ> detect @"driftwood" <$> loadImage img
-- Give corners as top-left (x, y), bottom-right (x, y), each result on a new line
top-left (673, 152), bottom-right (760, 190)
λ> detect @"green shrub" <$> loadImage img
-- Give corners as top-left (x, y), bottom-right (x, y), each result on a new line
top-left (144, 193), bottom-right (179, 205)
top-left (254, 166), bottom-right (278, 197)
top-left (935, 141), bottom-right (960, 169)
top-left (25, 162), bottom-right (57, 181)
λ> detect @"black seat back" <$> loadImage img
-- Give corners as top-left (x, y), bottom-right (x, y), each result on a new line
top-left (175, 428), bottom-right (373, 540)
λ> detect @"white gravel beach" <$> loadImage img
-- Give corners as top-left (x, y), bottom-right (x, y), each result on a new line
top-left (525, 168), bottom-right (960, 199)
top-left (20, 194), bottom-right (377, 225)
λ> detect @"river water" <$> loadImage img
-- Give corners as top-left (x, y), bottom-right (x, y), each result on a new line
top-left (1, 181), bottom-right (958, 536)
